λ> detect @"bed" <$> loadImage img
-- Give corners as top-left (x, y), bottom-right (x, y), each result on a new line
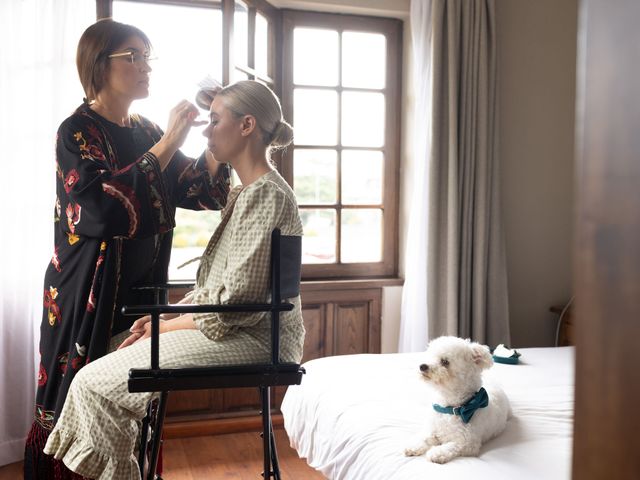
top-left (282, 346), bottom-right (574, 480)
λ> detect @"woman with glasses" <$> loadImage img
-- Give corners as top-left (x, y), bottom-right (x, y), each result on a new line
top-left (24, 19), bottom-right (230, 479)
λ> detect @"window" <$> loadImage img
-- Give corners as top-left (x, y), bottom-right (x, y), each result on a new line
top-left (109, 0), bottom-right (278, 279)
top-left (111, 1), bottom-right (223, 279)
top-left (282, 11), bottom-right (402, 279)
top-left (233, 1), bottom-right (275, 85)
top-left (99, 1), bottom-right (401, 280)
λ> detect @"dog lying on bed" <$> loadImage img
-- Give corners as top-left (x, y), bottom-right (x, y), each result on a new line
top-left (404, 336), bottom-right (511, 463)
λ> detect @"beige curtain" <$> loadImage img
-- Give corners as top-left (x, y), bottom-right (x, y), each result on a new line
top-left (427, 0), bottom-right (510, 345)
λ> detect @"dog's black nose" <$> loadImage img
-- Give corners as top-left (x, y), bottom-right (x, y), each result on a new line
top-left (419, 364), bottom-right (429, 372)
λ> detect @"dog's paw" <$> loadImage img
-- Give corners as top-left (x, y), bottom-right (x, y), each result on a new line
top-left (425, 446), bottom-right (456, 464)
top-left (404, 445), bottom-right (428, 457)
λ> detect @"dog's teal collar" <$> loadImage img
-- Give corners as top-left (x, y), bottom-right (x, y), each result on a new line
top-left (433, 387), bottom-right (489, 424)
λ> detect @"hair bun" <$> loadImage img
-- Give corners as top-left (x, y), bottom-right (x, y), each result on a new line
top-left (270, 120), bottom-right (294, 148)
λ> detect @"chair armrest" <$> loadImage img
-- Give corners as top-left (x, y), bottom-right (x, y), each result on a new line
top-left (120, 302), bottom-right (294, 370)
top-left (130, 282), bottom-right (195, 305)
top-left (132, 282), bottom-right (195, 291)
top-left (122, 303), bottom-right (294, 316)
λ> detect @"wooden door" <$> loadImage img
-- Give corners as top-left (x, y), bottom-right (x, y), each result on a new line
top-left (572, 1), bottom-right (640, 478)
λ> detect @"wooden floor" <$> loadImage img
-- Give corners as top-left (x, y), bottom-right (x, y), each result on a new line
top-left (0, 429), bottom-right (325, 480)
top-left (0, 461), bottom-right (19, 480)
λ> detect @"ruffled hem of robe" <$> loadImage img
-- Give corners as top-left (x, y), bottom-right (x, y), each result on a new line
top-left (43, 428), bottom-right (140, 480)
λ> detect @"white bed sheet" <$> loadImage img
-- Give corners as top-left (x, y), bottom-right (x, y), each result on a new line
top-left (282, 347), bottom-right (574, 480)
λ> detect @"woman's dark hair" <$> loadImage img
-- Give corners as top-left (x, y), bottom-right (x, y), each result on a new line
top-left (76, 19), bottom-right (151, 103)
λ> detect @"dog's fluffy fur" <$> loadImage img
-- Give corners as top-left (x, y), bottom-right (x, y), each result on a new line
top-left (404, 336), bottom-right (511, 463)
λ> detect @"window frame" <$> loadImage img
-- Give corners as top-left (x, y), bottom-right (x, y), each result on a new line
top-left (280, 10), bottom-right (402, 279)
top-left (98, 0), bottom-right (279, 84)
top-left (96, 0), bottom-right (402, 281)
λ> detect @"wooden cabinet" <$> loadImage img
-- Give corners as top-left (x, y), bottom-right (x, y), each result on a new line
top-left (300, 287), bottom-right (381, 361)
top-left (550, 303), bottom-right (574, 346)
top-left (162, 282), bottom-right (385, 434)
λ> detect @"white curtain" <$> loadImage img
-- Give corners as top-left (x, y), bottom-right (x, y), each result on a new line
top-left (400, 0), bottom-right (510, 352)
top-left (399, 0), bottom-right (434, 352)
top-left (0, 0), bottom-right (94, 466)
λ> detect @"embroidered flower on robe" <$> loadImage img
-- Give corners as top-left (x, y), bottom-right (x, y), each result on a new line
top-left (66, 203), bottom-right (81, 234)
top-left (51, 247), bottom-right (61, 272)
top-left (44, 287), bottom-right (61, 326)
top-left (102, 182), bottom-right (140, 237)
top-left (58, 352), bottom-right (69, 375)
top-left (67, 233), bottom-right (79, 245)
top-left (38, 364), bottom-right (47, 386)
top-left (71, 356), bottom-right (83, 370)
top-left (35, 404), bottom-right (54, 429)
top-left (86, 243), bottom-right (106, 313)
top-left (63, 169), bottom-right (80, 194)
top-left (75, 343), bottom-right (87, 357)
top-left (75, 130), bottom-right (106, 162)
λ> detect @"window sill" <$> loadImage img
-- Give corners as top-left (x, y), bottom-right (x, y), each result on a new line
top-left (301, 277), bottom-right (404, 292)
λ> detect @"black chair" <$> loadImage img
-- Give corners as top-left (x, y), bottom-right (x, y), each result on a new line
top-left (122, 229), bottom-right (305, 480)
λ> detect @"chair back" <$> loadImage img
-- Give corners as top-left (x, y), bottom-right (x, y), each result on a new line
top-left (124, 230), bottom-right (305, 480)
top-left (272, 229), bottom-right (301, 302)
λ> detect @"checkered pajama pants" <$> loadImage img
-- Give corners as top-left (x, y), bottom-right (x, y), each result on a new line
top-left (43, 325), bottom-right (304, 480)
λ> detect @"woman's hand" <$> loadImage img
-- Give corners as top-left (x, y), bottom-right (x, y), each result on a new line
top-left (163, 100), bottom-right (207, 151)
top-left (150, 100), bottom-right (207, 170)
top-left (117, 315), bottom-right (159, 350)
top-left (117, 313), bottom-right (197, 349)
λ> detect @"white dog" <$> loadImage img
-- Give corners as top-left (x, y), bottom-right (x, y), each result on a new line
top-left (404, 336), bottom-right (511, 463)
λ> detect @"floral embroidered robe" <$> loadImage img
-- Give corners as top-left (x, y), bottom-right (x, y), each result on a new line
top-left (24, 103), bottom-right (230, 479)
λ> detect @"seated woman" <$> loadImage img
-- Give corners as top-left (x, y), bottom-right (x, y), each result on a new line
top-left (43, 80), bottom-right (305, 480)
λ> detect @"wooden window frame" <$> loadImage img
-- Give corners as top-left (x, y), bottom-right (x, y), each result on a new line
top-left (96, 1), bottom-right (402, 281)
top-left (280, 10), bottom-right (402, 280)
top-left (98, 0), bottom-right (279, 86)
top-left (230, 0), bottom-right (280, 87)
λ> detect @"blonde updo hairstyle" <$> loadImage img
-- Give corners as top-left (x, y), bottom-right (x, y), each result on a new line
top-left (216, 81), bottom-right (294, 151)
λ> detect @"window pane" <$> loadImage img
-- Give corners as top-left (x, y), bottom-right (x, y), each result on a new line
top-left (293, 28), bottom-right (338, 86)
top-left (255, 13), bottom-right (269, 76)
top-left (113, 2), bottom-right (222, 158)
top-left (234, 1), bottom-right (248, 67)
top-left (342, 150), bottom-right (383, 204)
top-left (301, 209), bottom-right (336, 264)
top-left (294, 149), bottom-right (337, 204)
top-left (341, 91), bottom-right (385, 148)
top-left (341, 209), bottom-right (382, 263)
top-left (234, 69), bottom-right (249, 81)
top-left (342, 31), bottom-right (386, 89)
top-left (168, 209), bottom-right (221, 280)
top-left (294, 88), bottom-right (338, 145)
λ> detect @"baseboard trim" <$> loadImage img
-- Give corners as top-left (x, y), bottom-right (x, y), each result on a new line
top-left (164, 414), bottom-right (284, 439)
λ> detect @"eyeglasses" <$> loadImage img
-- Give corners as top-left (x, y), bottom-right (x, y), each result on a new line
top-left (108, 50), bottom-right (156, 65)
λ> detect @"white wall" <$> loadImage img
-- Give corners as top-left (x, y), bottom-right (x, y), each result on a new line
top-left (381, 285), bottom-right (403, 353)
top-left (496, 0), bottom-right (577, 347)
